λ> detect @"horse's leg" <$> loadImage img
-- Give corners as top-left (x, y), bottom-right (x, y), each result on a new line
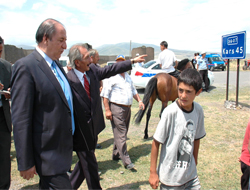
top-left (144, 92), bottom-right (157, 139)
top-left (159, 101), bottom-right (169, 118)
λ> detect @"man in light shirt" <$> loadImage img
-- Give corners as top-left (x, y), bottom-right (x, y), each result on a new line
top-left (157, 41), bottom-right (179, 78)
top-left (101, 55), bottom-right (145, 170)
top-left (197, 51), bottom-right (209, 92)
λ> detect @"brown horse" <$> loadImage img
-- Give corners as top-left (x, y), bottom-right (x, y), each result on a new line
top-left (134, 60), bottom-right (194, 139)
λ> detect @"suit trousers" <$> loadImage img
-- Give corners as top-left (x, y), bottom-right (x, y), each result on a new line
top-left (110, 103), bottom-right (132, 166)
top-left (199, 70), bottom-right (209, 91)
top-left (39, 173), bottom-right (72, 190)
top-left (0, 107), bottom-right (11, 189)
top-left (69, 150), bottom-right (101, 190)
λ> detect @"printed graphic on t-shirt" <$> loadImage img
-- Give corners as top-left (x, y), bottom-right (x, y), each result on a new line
top-left (175, 119), bottom-right (196, 169)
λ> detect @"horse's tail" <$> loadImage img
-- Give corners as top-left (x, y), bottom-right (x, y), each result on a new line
top-left (134, 77), bottom-right (158, 124)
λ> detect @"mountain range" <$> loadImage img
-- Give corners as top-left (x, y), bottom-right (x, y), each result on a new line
top-left (15, 42), bottom-right (212, 60)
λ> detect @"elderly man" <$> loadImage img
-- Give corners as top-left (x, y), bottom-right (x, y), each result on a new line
top-left (11, 18), bottom-right (74, 189)
top-left (0, 36), bottom-right (12, 189)
top-left (101, 55), bottom-right (145, 170)
top-left (197, 51), bottom-right (209, 92)
top-left (67, 45), bottom-right (146, 189)
top-left (157, 41), bottom-right (179, 78)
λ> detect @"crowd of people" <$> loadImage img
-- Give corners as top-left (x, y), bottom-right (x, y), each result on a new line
top-left (0, 18), bottom-right (249, 190)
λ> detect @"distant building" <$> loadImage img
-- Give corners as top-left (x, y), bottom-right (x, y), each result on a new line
top-left (4, 45), bottom-right (34, 64)
top-left (3, 44), bottom-right (155, 65)
top-left (132, 46), bottom-right (154, 62)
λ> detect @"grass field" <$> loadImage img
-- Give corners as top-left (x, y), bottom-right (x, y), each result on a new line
top-left (10, 83), bottom-right (250, 189)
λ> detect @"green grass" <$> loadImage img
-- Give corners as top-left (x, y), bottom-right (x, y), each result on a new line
top-left (10, 86), bottom-right (250, 189)
top-left (227, 59), bottom-right (248, 71)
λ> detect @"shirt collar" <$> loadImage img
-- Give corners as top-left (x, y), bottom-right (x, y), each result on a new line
top-left (73, 68), bottom-right (87, 80)
top-left (36, 46), bottom-right (53, 66)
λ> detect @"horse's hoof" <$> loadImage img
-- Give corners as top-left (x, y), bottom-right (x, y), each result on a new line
top-left (144, 135), bottom-right (148, 139)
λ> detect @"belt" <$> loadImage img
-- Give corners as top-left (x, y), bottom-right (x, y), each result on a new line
top-left (110, 102), bottom-right (131, 108)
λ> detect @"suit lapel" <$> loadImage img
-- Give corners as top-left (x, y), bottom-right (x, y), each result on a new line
top-left (34, 50), bottom-right (69, 109)
top-left (68, 70), bottom-right (91, 109)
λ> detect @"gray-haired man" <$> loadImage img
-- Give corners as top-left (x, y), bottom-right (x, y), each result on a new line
top-left (67, 43), bottom-right (146, 189)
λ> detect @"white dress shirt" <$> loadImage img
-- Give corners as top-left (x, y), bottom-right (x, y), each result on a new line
top-left (101, 73), bottom-right (137, 106)
top-left (73, 68), bottom-right (90, 88)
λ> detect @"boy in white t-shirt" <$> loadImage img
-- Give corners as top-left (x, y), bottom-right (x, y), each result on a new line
top-left (149, 68), bottom-right (206, 190)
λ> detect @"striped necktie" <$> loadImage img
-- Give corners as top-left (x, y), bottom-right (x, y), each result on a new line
top-left (83, 74), bottom-right (90, 100)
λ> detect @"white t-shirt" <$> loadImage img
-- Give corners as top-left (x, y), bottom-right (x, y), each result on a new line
top-left (157, 49), bottom-right (176, 73)
top-left (153, 101), bottom-right (206, 186)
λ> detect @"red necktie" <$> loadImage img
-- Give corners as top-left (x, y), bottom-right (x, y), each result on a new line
top-left (83, 74), bottom-right (91, 100)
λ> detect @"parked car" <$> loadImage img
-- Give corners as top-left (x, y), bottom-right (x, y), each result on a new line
top-left (205, 54), bottom-right (226, 71)
top-left (130, 60), bottom-right (214, 89)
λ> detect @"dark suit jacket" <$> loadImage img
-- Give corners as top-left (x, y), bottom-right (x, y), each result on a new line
top-left (0, 58), bottom-right (12, 132)
top-left (67, 61), bottom-right (132, 151)
top-left (11, 50), bottom-right (73, 176)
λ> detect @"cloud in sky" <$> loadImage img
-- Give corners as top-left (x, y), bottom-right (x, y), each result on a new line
top-left (0, 0), bottom-right (249, 53)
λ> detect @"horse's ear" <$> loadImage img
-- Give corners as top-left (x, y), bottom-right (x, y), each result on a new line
top-left (196, 88), bottom-right (202, 96)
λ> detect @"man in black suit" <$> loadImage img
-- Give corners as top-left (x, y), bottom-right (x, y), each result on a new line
top-left (67, 43), bottom-right (146, 189)
top-left (11, 18), bottom-right (74, 189)
top-left (0, 36), bottom-right (12, 189)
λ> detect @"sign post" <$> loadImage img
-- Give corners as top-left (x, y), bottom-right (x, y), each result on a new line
top-left (222, 31), bottom-right (246, 107)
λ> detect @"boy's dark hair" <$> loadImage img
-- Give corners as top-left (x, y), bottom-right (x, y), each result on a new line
top-left (160, 41), bottom-right (168, 48)
top-left (177, 68), bottom-right (202, 92)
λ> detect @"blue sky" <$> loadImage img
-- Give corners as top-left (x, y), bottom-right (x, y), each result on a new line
top-left (0, 0), bottom-right (250, 54)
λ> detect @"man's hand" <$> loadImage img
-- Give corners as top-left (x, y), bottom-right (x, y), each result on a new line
top-left (4, 88), bottom-right (11, 99)
top-left (105, 110), bottom-right (112, 121)
top-left (0, 83), bottom-right (4, 90)
top-left (139, 101), bottom-right (145, 110)
top-left (20, 166), bottom-right (37, 180)
top-left (149, 172), bottom-right (159, 189)
top-left (133, 54), bottom-right (147, 63)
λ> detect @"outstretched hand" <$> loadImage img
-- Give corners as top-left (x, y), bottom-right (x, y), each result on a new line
top-left (133, 54), bottom-right (147, 63)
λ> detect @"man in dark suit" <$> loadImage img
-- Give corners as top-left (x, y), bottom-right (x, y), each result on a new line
top-left (0, 36), bottom-right (12, 189)
top-left (67, 43), bottom-right (146, 189)
top-left (11, 18), bottom-right (74, 189)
